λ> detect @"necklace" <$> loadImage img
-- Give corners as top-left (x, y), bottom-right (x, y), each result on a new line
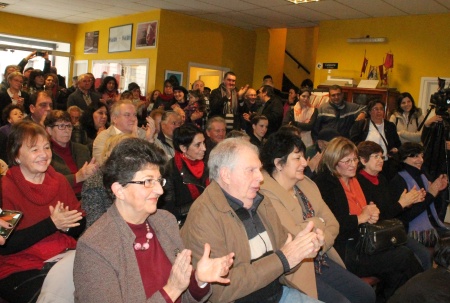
top-left (133, 222), bottom-right (153, 251)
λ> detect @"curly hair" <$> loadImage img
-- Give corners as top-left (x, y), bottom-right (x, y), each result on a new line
top-left (97, 76), bottom-right (119, 95)
top-left (260, 131), bottom-right (305, 176)
top-left (102, 138), bottom-right (167, 200)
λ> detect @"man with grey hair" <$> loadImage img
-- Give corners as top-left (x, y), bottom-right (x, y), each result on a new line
top-left (181, 138), bottom-right (324, 303)
top-left (204, 116), bottom-right (226, 163)
top-left (154, 110), bottom-right (182, 159)
top-left (67, 74), bottom-right (101, 110)
top-left (92, 100), bottom-right (153, 164)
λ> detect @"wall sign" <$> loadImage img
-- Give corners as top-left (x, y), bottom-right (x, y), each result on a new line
top-left (323, 63), bottom-right (338, 69)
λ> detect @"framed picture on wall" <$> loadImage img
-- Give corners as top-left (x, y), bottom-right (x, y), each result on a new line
top-left (84, 31), bottom-right (99, 54)
top-left (165, 70), bottom-right (183, 86)
top-left (108, 24), bottom-right (133, 53)
top-left (136, 21), bottom-right (158, 48)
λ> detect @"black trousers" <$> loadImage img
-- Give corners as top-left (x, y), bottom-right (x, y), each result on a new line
top-left (0, 263), bottom-right (54, 303)
top-left (344, 239), bottom-right (423, 302)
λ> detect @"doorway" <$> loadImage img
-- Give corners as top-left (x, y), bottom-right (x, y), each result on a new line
top-left (188, 63), bottom-right (229, 90)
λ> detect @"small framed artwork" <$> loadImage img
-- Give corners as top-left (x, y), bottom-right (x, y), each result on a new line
top-left (136, 21), bottom-right (158, 48)
top-left (108, 24), bottom-right (133, 53)
top-left (165, 70), bottom-right (183, 86)
top-left (84, 31), bottom-right (99, 54)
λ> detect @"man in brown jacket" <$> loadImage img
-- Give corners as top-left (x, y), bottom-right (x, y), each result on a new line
top-left (181, 138), bottom-right (324, 303)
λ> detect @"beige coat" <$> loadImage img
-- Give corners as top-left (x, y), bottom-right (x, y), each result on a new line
top-left (259, 171), bottom-right (344, 299)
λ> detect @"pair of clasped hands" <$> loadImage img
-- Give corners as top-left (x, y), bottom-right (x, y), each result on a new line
top-left (49, 201), bottom-right (83, 231)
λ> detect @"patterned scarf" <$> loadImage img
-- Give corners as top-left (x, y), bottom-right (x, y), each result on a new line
top-left (294, 185), bottom-right (315, 219)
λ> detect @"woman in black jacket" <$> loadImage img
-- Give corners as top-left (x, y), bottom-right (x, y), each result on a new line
top-left (314, 137), bottom-right (423, 302)
top-left (160, 123), bottom-right (208, 227)
top-left (350, 100), bottom-right (401, 180)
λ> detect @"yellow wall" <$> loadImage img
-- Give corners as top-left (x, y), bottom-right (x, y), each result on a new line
top-left (285, 27), bottom-right (319, 88)
top-left (253, 29), bottom-right (270, 89)
top-left (74, 10), bottom-right (161, 92)
top-left (267, 28), bottom-right (287, 88)
top-left (314, 13), bottom-right (450, 101)
top-left (0, 12), bottom-right (77, 45)
top-left (157, 10), bottom-right (256, 91)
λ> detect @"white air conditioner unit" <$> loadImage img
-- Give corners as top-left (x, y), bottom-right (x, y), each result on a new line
top-left (347, 37), bottom-right (387, 43)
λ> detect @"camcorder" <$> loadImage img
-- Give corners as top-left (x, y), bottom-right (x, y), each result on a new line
top-left (430, 78), bottom-right (450, 116)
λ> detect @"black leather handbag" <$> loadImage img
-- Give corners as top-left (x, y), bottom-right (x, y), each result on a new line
top-left (357, 219), bottom-right (407, 255)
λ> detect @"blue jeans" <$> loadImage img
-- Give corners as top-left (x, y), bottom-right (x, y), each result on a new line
top-left (279, 286), bottom-right (323, 303)
top-left (405, 236), bottom-right (432, 270)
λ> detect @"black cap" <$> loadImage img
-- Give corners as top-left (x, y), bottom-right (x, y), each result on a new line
top-left (173, 86), bottom-right (188, 96)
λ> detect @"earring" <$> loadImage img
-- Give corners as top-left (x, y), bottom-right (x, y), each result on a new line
top-left (16, 159), bottom-right (21, 164)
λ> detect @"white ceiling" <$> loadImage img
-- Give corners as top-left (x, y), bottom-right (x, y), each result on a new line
top-left (2, 0), bottom-right (450, 30)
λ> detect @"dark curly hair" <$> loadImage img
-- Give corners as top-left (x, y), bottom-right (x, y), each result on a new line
top-left (260, 130), bottom-right (305, 176)
top-left (97, 76), bottom-right (118, 95)
top-left (102, 138), bottom-right (168, 200)
top-left (2, 104), bottom-right (23, 125)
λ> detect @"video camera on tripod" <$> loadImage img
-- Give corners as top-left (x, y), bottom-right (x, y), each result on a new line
top-left (430, 77), bottom-right (450, 116)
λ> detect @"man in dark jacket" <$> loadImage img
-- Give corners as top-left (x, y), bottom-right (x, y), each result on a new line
top-left (208, 71), bottom-right (248, 130)
top-left (313, 85), bottom-right (366, 140)
top-left (258, 85), bottom-right (284, 136)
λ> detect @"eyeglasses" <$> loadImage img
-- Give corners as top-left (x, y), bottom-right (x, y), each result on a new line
top-left (52, 124), bottom-right (73, 130)
top-left (370, 154), bottom-right (386, 160)
top-left (339, 157), bottom-right (359, 165)
top-left (126, 178), bottom-right (166, 188)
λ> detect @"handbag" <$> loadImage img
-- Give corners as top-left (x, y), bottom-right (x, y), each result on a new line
top-left (357, 218), bottom-right (407, 255)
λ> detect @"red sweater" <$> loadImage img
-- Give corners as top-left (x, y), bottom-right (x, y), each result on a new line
top-left (0, 165), bottom-right (82, 279)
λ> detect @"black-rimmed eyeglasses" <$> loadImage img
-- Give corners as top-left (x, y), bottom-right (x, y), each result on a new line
top-left (126, 178), bottom-right (166, 188)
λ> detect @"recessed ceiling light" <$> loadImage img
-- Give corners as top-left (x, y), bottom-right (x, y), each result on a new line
top-left (286, 0), bottom-right (320, 4)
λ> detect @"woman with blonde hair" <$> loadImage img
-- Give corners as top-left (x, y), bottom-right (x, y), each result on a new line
top-left (314, 137), bottom-right (423, 301)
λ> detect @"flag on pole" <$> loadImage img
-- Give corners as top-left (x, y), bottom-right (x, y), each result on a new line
top-left (384, 53), bottom-right (394, 69)
top-left (360, 50), bottom-right (368, 77)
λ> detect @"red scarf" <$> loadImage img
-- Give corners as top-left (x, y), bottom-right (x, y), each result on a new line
top-left (359, 169), bottom-right (379, 185)
top-left (174, 151), bottom-right (208, 200)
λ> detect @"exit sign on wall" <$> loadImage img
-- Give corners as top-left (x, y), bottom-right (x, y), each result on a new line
top-left (323, 63), bottom-right (338, 69)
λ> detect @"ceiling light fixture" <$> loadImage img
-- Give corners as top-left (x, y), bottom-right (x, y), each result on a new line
top-left (286, 0), bottom-right (320, 4)
top-left (0, 2), bottom-right (10, 9)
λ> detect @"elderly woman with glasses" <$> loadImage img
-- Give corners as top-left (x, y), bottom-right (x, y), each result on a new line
top-left (350, 100), bottom-right (401, 180)
top-left (356, 141), bottom-right (433, 270)
top-left (74, 138), bottom-right (234, 302)
top-left (44, 110), bottom-right (98, 199)
top-left (314, 137), bottom-right (423, 301)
